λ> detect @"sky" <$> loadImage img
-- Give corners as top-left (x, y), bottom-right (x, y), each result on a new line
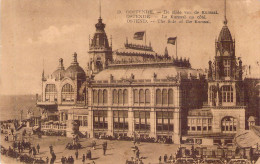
top-left (0, 0), bottom-right (259, 95)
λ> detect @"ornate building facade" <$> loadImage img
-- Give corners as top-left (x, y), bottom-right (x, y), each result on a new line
top-left (36, 6), bottom-right (259, 145)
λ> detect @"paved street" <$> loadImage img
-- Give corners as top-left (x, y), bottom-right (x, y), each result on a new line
top-left (1, 134), bottom-right (181, 164)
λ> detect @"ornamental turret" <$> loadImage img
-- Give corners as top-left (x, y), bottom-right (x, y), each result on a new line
top-left (88, 3), bottom-right (112, 75)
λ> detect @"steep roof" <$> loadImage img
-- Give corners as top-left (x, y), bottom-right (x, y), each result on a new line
top-left (93, 64), bottom-right (202, 81)
top-left (235, 126), bottom-right (260, 148)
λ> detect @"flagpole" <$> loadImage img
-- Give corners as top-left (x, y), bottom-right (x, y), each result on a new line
top-left (145, 31), bottom-right (146, 46)
top-left (176, 37), bottom-right (178, 58)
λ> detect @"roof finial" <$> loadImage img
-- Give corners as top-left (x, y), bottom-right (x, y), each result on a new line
top-left (224, 0), bottom-right (228, 25)
top-left (42, 58), bottom-right (45, 80)
top-left (99, 0), bottom-right (101, 18)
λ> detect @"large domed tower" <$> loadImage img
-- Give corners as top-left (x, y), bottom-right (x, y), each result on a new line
top-left (88, 6), bottom-right (112, 75)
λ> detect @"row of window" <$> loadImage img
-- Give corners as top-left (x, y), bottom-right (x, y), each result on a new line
top-left (74, 115), bottom-right (88, 127)
top-left (156, 89), bottom-right (174, 105)
top-left (46, 84), bottom-right (175, 105)
top-left (92, 88), bottom-right (174, 105)
top-left (209, 85), bottom-right (234, 104)
top-left (188, 118), bottom-right (212, 124)
top-left (187, 116), bottom-right (237, 133)
top-left (188, 126), bottom-right (212, 131)
top-left (133, 89), bottom-right (150, 104)
top-left (45, 83), bottom-right (75, 102)
top-left (93, 89), bottom-right (108, 104)
top-left (92, 110), bottom-right (174, 132)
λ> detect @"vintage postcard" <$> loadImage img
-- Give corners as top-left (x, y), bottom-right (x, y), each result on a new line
top-left (0, 0), bottom-right (259, 163)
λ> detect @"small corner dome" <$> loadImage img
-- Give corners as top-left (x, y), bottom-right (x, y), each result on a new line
top-left (65, 52), bottom-right (86, 80)
top-left (52, 69), bottom-right (65, 80)
top-left (52, 58), bottom-right (65, 80)
top-left (248, 116), bottom-right (257, 122)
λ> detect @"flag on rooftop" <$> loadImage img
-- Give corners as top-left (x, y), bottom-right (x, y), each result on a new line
top-left (133, 31), bottom-right (145, 40)
top-left (167, 37), bottom-right (177, 45)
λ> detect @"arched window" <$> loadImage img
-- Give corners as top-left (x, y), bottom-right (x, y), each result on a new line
top-left (221, 116), bottom-right (237, 133)
top-left (221, 85), bottom-right (233, 103)
top-left (118, 89), bottom-right (123, 104)
top-left (168, 89), bottom-right (173, 105)
top-left (123, 89), bottom-right (128, 104)
top-left (156, 89), bottom-right (162, 105)
top-left (103, 90), bottom-right (108, 104)
top-left (133, 89), bottom-right (138, 104)
top-left (145, 89), bottom-right (150, 104)
top-left (93, 90), bottom-right (98, 104)
top-left (45, 84), bottom-right (57, 102)
top-left (61, 83), bottom-right (74, 102)
top-left (162, 89), bottom-right (168, 105)
top-left (139, 89), bottom-right (145, 104)
top-left (98, 90), bottom-right (103, 104)
top-left (113, 89), bottom-right (118, 104)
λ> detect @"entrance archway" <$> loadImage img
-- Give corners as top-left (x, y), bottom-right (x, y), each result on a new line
top-left (221, 116), bottom-right (237, 133)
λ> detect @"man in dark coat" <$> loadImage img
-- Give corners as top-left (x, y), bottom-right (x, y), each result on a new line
top-left (75, 149), bottom-right (79, 160)
top-left (82, 154), bottom-right (86, 163)
top-left (50, 152), bottom-right (56, 164)
top-left (164, 154), bottom-right (167, 163)
top-left (71, 156), bottom-right (74, 164)
top-left (102, 142), bottom-right (107, 155)
top-left (37, 144), bottom-right (40, 153)
top-left (49, 145), bottom-right (53, 154)
top-left (61, 156), bottom-right (65, 164)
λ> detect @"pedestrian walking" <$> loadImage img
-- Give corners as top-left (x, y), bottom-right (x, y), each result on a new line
top-left (75, 149), bottom-right (79, 160)
top-left (37, 144), bottom-right (40, 153)
top-left (102, 142), bottom-right (107, 155)
top-left (159, 156), bottom-right (162, 164)
top-left (61, 156), bottom-right (65, 164)
top-left (33, 147), bottom-right (37, 157)
top-left (92, 141), bottom-right (96, 150)
top-left (136, 149), bottom-right (140, 159)
top-left (50, 152), bottom-right (56, 164)
top-left (164, 154), bottom-right (167, 163)
top-left (82, 154), bottom-right (86, 163)
top-left (49, 145), bottom-right (53, 154)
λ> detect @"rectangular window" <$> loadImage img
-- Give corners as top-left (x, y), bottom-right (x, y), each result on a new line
top-left (156, 111), bottom-right (174, 132)
top-left (192, 127), bottom-right (196, 131)
top-left (83, 116), bottom-right (88, 126)
top-left (197, 126), bottom-right (201, 131)
top-left (93, 110), bottom-right (108, 129)
top-left (134, 111), bottom-right (150, 131)
top-left (203, 127), bottom-right (207, 131)
top-left (113, 110), bottom-right (128, 130)
top-left (208, 126), bottom-right (212, 131)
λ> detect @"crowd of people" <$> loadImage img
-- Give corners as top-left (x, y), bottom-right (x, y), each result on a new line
top-left (98, 134), bottom-right (173, 144)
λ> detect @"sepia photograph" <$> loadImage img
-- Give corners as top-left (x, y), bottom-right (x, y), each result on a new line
top-left (0, 0), bottom-right (259, 163)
